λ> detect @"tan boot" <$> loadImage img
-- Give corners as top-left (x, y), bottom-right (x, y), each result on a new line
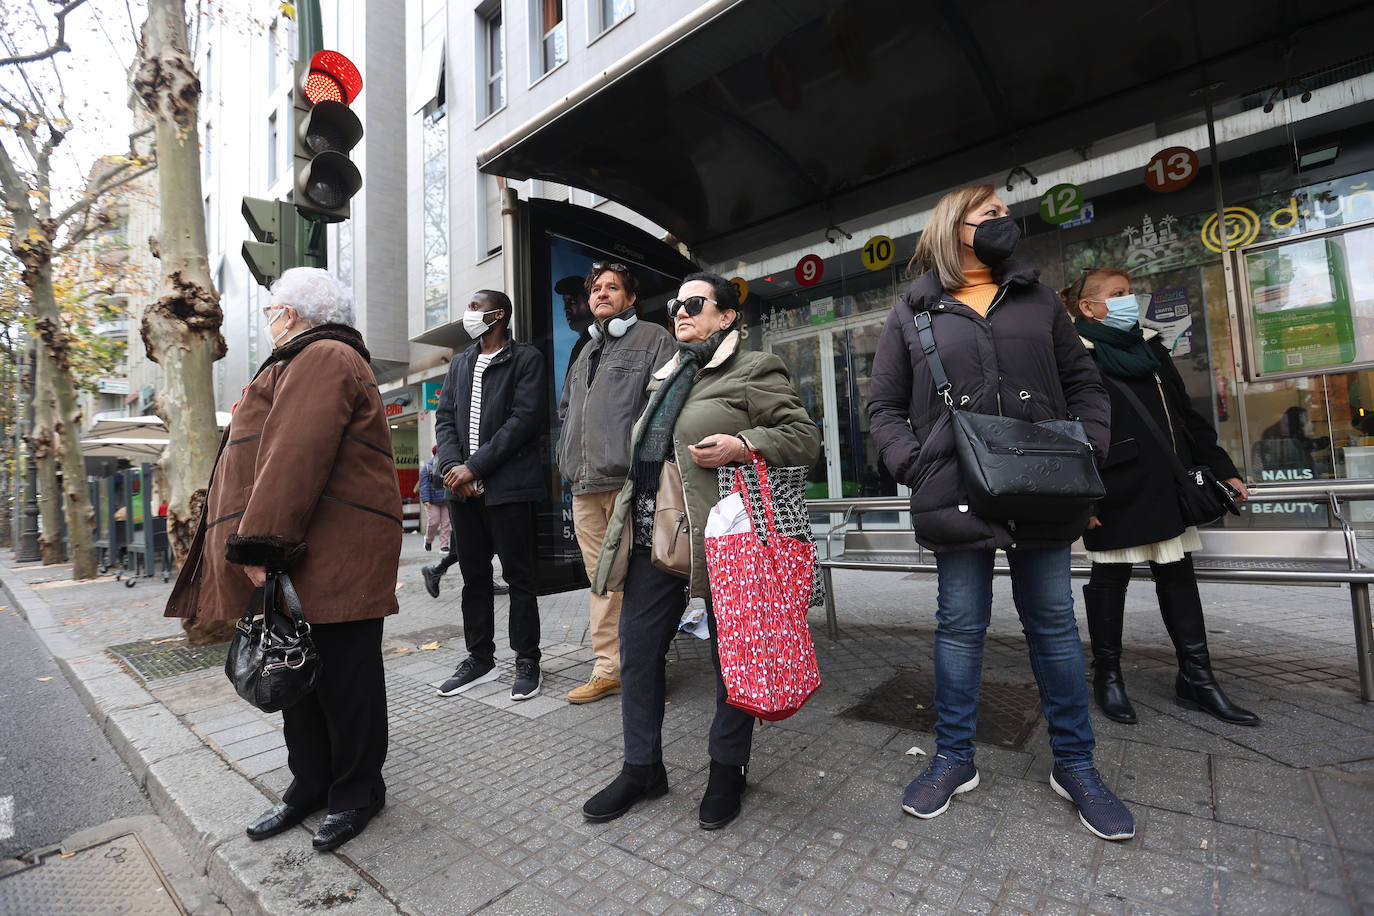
top-left (567, 675), bottom-right (621, 704)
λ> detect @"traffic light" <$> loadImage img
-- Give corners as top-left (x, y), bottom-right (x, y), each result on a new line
top-left (241, 197), bottom-right (297, 289)
top-left (292, 50), bottom-right (364, 223)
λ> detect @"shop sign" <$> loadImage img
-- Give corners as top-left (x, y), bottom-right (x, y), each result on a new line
top-left (1143, 146), bottom-right (1199, 193)
top-left (1038, 183), bottom-right (1085, 225)
top-left (795, 253), bottom-right (824, 287)
top-left (422, 380), bottom-right (443, 411)
top-left (860, 235), bottom-right (894, 271)
top-left (383, 389), bottom-right (418, 420)
top-left (730, 276), bottom-right (750, 304)
top-left (1058, 200), bottom-right (1094, 230)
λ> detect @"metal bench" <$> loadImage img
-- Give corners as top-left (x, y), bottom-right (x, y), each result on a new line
top-left (810, 481), bottom-right (1374, 701)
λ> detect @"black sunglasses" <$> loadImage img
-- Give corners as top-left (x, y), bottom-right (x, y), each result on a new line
top-left (1071, 266), bottom-right (1095, 303)
top-left (667, 295), bottom-right (717, 318)
top-left (591, 261), bottom-right (629, 273)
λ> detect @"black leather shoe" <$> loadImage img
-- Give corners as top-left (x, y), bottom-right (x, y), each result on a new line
top-left (422, 565), bottom-right (441, 598)
top-left (699, 760), bottom-right (747, 830)
top-left (583, 762), bottom-right (669, 822)
top-left (312, 799), bottom-right (384, 851)
top-left (246, 800), bottom-right (324, 840)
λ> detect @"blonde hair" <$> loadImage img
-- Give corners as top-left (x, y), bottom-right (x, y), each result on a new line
top-left (1058, 268), bottom-right (1131, 318)
top-left (909, 184), bottom-right (996, 290)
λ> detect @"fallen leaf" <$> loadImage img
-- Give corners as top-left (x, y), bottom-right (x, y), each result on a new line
top-left (1199, 839), bottom-right (1208, 849)
top-left (904, 746), bottom-right (928, 757)
top-left (391, 647), bottom-right (411, 654)
top-left (37, 677), bottom-right (53, 682)
top-left (419, 641), bottom-right (440, 651)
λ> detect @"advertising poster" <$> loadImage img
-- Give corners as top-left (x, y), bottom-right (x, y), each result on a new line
top-left (1139, 286), bottom-right (1193, 356)
top-left (1246, 237), bottom-right (1355, 374)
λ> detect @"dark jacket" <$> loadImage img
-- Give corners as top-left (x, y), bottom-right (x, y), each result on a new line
top-left (557, 317), bottom-right (676, 494)
top-left (435, 336), bottom-right (547, 505)
top-left (865, 262), bottom-right (1110, 552)
top-left (1083, 331), bottom-right (1239, 552)
top-left (166, 324), bottom-right (403, 623)
top-left (418, 459), bottom-right (446, 504)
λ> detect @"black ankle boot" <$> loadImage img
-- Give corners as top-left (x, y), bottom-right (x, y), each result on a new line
top-left (583, 762), bottom-right (669, 822)
top-left (698, 760), bottom-right (747, 830)
top-left (1155, 561), bottom-right (1259, 726)
top-left (1083, 583), bottom-right (1137, 724)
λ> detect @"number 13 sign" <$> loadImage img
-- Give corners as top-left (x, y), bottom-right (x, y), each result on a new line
top-left (1144, 146), bottom-right (1199, 193)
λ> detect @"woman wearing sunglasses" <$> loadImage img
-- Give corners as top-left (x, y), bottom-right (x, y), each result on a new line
top-left (582, 271), bottom-right (820, 830)
top-left (866, 185), bottom-right (1131, 841)
top-left (1064, 268), bottom-right (1258, 727)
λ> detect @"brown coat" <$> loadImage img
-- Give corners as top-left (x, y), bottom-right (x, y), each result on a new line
top-left (165, 325), bottom-right (402, 623)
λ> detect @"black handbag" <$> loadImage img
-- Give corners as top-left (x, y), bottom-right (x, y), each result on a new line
top-left (913, 310), bottom-right (1104, 522)
top-left (1104, 376), bottom-right (1239, 526)
top-left (225, 571), bottom-right (321, 713)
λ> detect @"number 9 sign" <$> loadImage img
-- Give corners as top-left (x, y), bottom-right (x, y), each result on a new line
top-left (1144, 146), bottom-right (1199, 193)
top-left (795, 254), bottom-right (824, 287)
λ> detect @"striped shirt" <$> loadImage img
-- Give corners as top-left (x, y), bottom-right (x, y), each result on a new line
top-left (467, 348), bottom-right (503, 458)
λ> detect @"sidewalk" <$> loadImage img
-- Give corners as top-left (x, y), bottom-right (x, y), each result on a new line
top-left (3, 533), bottom-right (1372, 914)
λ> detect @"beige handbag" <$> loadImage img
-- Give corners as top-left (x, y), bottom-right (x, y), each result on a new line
top-left (651, 459), bottom-right (692, 578)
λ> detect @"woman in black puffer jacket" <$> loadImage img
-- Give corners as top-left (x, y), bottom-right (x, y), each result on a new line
top-left (1065, 268), bottom-right (1257, 728)
top-left (866, 184), bottom-right (1130, 842)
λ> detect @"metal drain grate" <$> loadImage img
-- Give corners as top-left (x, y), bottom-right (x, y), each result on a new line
top-left (108, 638), bottom-right (228, 683)
top-left (842, 668), bottom-right (1043, 750)
top-left (0, 834), bottom-right (185, 914)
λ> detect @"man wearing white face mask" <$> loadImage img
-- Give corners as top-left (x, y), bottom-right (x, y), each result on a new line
top-left (1064, 268), bottom-right (1257, 728)
top-left (428, 290), bottom-right (548, 701)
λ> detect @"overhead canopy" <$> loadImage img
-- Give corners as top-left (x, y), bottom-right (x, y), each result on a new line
top-left (479, 0), bottom-right (1374, 261)
top-left (80, 438), bottom-right (170, 460)
top-left (85, 413), bottom-right (231, 440)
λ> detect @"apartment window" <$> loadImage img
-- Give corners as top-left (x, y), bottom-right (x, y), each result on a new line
top-left (423, 96), bottom-right (449, 329)
top-left (202, 120), bottom-right (212, 177)
top-left (481, 171), bottom-right (503, 258)
top-left (336, 220), bottom-right (354, 290)
top-left (267, 111), bottom-right (278, 185)
top-left (535, 0), bottom-right (566, 77)
top-left (480, 7), bottom-right (504, 117)
top-left (597, 0), bottom-right (632, 34)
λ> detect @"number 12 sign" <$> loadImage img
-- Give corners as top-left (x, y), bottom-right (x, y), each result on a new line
top-left (1144, 146), bottom-right (1199, 193)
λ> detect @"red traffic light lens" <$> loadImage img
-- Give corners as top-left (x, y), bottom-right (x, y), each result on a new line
top-left (304, 50), bottom-right (362, 105)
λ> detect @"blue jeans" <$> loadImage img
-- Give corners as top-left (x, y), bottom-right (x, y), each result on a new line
top-left (932, 546), bottom-right (1095, 770)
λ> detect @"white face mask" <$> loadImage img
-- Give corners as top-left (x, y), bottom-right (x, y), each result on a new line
top-left (462, 309), bottom-right (497, 338)
top-left (262, 307), bottom-right (292, 348)
top-left (1101, 294), bottom-right (1146, 331)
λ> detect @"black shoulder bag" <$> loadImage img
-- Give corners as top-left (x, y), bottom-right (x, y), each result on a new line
top-left (913, 309), bottom-right (1104, 522)
top-left (225, 571), bottom-right (321, 713)
top-left (1103, 375), bottom-right (1239, 526)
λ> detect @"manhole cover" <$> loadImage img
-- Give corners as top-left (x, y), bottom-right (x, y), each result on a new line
top-left (0, 834), bottom-right (185, 914)
top-left (842, 668), bottom-right (1042, 749)
top-left (108, 638), bottom-right (228, 683)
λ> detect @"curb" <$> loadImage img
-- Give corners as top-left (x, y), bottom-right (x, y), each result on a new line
top-left (1, 562), bottom-right (401, 915)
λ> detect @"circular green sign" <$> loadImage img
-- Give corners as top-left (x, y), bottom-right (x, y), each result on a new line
top-left (1038, 183), bottom-right (1084, 225)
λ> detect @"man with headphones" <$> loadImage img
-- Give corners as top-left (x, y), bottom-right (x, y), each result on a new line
top-left (557, 261), bottom-right (675, 704)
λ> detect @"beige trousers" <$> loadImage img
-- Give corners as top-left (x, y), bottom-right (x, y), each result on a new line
top-left (573, 489), bottom-right (624, 680)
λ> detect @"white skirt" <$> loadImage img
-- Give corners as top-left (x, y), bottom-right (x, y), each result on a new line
top-left (1085, 526), bottom-right (1202, 565)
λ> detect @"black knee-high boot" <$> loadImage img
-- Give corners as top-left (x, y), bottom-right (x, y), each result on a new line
top-left (1154, 559), bottom-right (1259, 726)
top-left (1083, 582), bottom-right (1137, 724)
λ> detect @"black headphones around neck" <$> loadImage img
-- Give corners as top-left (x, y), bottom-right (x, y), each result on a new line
top-left (588, 309), bottom-right (638, 341)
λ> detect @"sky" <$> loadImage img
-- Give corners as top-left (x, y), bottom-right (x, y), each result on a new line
top-left (1, 0), bottom-right (146, 205)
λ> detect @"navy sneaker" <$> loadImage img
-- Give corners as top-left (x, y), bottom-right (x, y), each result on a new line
top-left (437, 656), bottom-right (498, 696)
top-left (901, 754), bottom-right (979, 819)
top-left (511, 658), bottom-right (541, 700)
top-left (1050, 764), bottom-right (1135, 840)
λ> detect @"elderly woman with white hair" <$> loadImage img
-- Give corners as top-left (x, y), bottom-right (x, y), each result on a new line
top-left (166, 267), bottom-right (402, 852)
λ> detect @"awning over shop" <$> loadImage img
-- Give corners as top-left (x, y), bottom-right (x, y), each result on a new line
top-left (478, 0), bottom-right (1374, 261)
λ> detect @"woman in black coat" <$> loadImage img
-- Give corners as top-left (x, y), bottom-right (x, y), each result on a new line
top-left (1065, 268), bottom-right (1258, 727)
top-left (867, 185), bottom-right (1132, 842)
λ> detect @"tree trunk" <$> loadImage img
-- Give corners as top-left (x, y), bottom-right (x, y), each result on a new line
top-left (135, 0), bottom-right (228, 643)
top-left (28, 317), bottom-right (64, 565)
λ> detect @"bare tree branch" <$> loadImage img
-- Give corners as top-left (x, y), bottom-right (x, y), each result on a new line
top-left (0, 0), bottom-right (92, 68)
top-left (56, 162), bottom-right (156, 252)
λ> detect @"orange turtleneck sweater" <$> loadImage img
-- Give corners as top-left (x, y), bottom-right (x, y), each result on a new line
top-left (952, 267), bottom-right (998, 316)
